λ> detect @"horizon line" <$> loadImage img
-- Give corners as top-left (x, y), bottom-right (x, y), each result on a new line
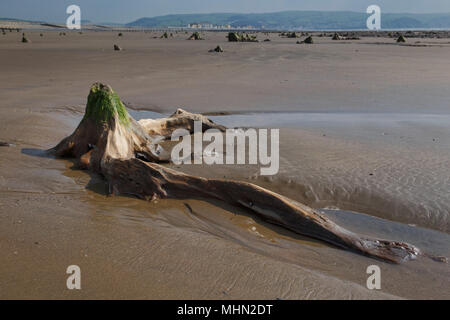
top-left (2, 9), bottom-right (450, 25)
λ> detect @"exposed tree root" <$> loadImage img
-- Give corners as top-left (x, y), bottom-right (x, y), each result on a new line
top-left (138, 108), bottom-right (226, 139)
top-left (49, 82), bottom-right (445, 264)
top-left (103, 158), bottom-right (421, 263)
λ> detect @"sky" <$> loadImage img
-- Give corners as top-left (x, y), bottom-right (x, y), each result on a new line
top-left (1, 0), bottom-right (449, 24)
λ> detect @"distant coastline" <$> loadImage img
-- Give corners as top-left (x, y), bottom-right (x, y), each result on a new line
top-left (2, 10), bottom-right (450, 31)
top-left (126, 11), bottom-right (450, 30)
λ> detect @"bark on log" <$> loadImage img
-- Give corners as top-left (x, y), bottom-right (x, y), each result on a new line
top-left (49, 83), bottom-right (445, 264)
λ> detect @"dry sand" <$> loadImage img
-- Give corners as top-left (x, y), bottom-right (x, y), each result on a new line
top-left (0, 29), bottom-right (449, 299)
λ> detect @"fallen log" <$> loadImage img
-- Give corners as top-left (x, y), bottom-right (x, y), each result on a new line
top-left (49, 82), bottom-right (444, 264)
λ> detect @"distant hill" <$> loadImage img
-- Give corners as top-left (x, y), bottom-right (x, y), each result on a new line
top-left (0, 17), bottom-right (45, 24)
top-left (127, 11), bottom-right (450, 30)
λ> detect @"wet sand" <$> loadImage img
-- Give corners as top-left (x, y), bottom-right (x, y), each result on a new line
top-left (0, 30), bottom-right (449, 299)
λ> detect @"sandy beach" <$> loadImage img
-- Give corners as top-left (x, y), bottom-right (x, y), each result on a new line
top-left (0, 29), bottom-right (449, 299)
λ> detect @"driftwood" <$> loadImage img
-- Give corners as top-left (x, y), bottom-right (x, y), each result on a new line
top-left (49, 83), bottom-right (443, 264)
top-left (138, 108), bottom-right (226, 139)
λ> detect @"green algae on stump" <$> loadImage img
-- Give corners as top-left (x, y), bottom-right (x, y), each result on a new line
top-left (397, 35), bottom-right (406, 43)
top-left (304, 36), bottom-right (314, 44)
top-left (332, 33), bottom-right (342, 40)
top-left (51, 82), bottom-right (166, 164)
top-left (187, 32), bottom-right (203, 40)
top-left (227, 32), bottom-right (258, 42)
top-left (227, 32), bottom-right (241, 42)
top-left (84, 83), bottom-right (130, 126)
top-left (285, 32), bottom-right (299, 38)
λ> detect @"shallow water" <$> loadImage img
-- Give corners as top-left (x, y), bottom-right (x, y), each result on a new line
top-left (210, 111), bottom-right (450, 130)
top-left (165, 111), bottom-right (450, 233)
top-left (119, 109), bottom-right (450, 298)
top-left (128, 109), bottom-right (450, 232)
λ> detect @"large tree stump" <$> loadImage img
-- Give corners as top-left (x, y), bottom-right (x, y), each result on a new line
top-left (49, 83), bottom-right (444, 264)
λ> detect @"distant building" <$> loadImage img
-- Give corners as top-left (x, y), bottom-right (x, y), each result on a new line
top-left (187, 23), bottom-right (233, 30)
